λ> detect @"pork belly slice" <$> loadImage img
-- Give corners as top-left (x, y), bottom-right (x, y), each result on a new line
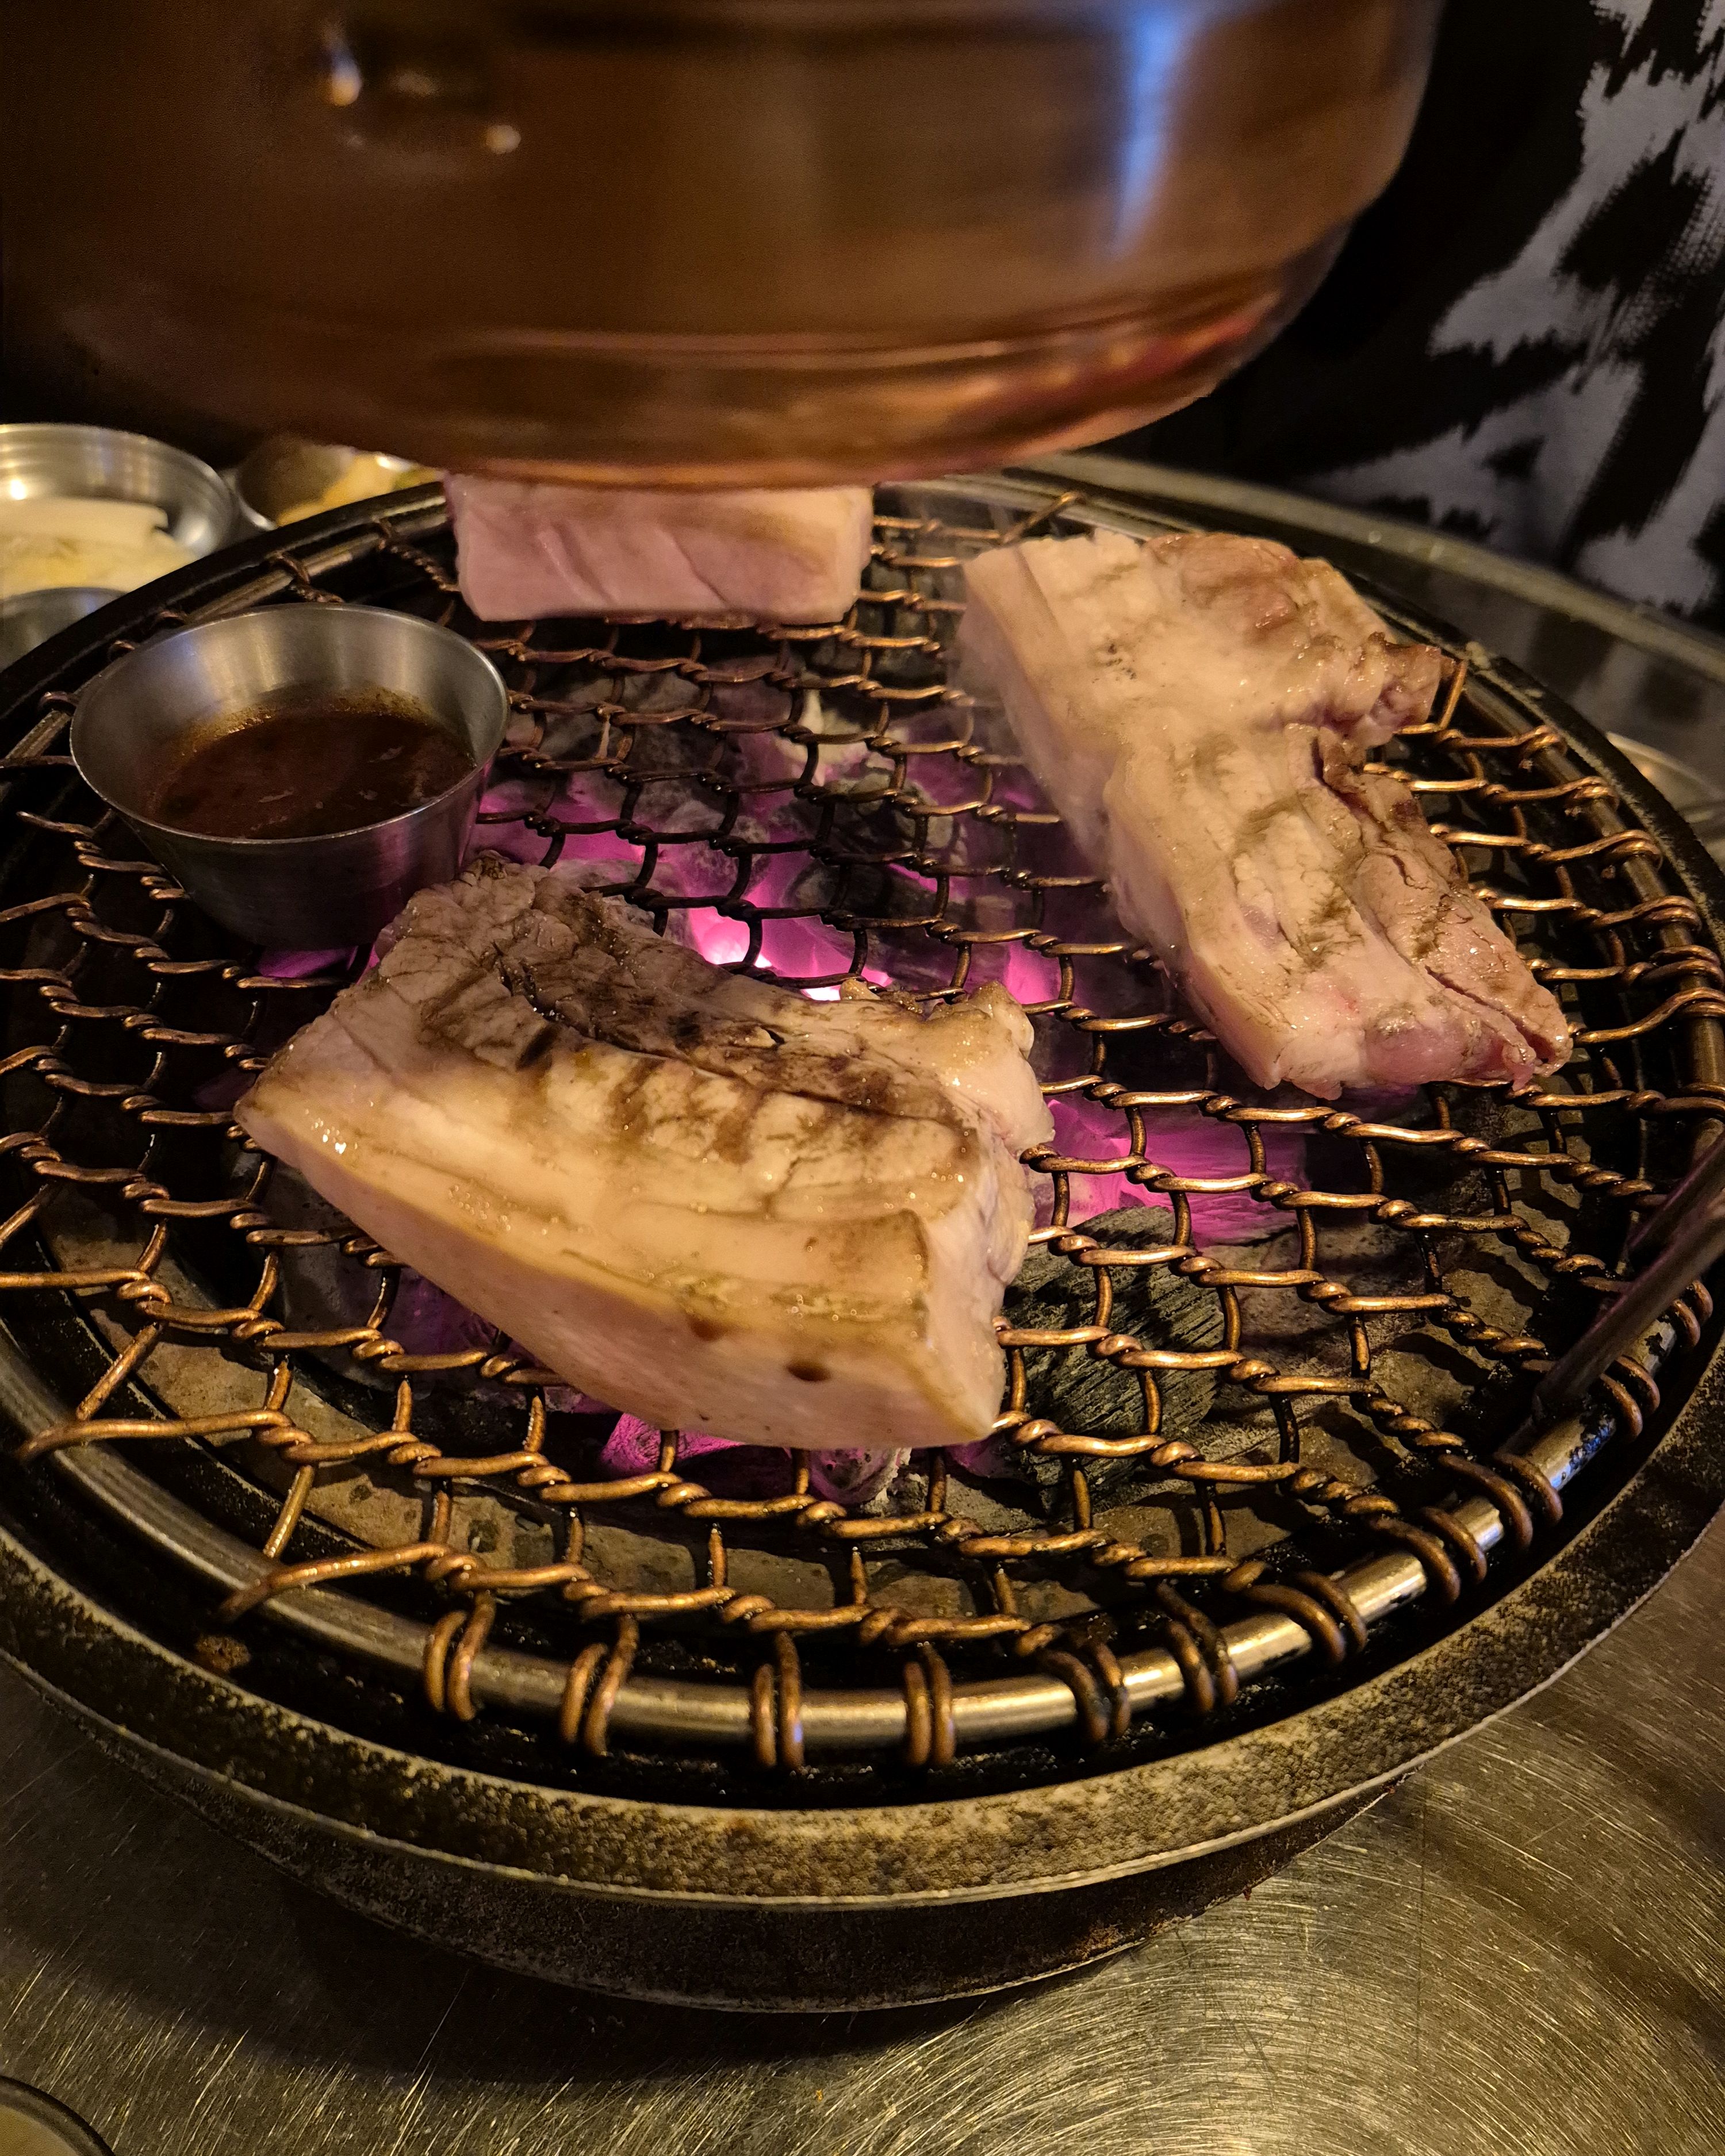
top-left (960, 530), bottom-right (1571, 1099)
top-left (237, 857), bottom-right (1051, 1451)
top-left (446, 477), bottom-right (875, 624)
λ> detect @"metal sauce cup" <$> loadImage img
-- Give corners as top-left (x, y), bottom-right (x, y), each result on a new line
top-left (71, 607), bottom-right (508, 949)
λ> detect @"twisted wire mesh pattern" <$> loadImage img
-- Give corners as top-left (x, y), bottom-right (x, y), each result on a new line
top-left (2, 479), bottom-right (1718, 1772)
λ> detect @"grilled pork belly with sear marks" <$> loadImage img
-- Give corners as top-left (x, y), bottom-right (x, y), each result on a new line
top-left (238, 857), bottom-right (1051, 1449)
top-left (960, 529), bottom-right (1571, 1098)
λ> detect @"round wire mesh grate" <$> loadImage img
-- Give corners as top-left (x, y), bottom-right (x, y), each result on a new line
top-left (0, 474), bottom-right (1720, 1797)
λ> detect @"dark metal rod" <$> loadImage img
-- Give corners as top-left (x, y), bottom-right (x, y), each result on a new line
top-left (1525, 1198), bottom-right (1725, 1431)
top-left (1628, 1119), bottom-right (1725, 1259)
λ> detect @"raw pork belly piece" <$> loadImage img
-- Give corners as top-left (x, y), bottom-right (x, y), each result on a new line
top-left (960, 530), bottom-right (1571, 1098)
top-left (446, 477), bottom-right (875, 624)
top-left (238, 857), bottom-right (1051, 1450)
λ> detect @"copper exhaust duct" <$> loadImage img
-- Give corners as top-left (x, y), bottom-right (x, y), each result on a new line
top-left (4, 0), bottom-right (1440, 484)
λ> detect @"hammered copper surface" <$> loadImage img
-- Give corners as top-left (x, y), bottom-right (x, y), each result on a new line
top-left (1, 478), bottom-right (1719, 1788)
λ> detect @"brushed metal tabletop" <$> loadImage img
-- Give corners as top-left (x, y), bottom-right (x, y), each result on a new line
top-left (2, 1506), bottom-right (1722, 2156)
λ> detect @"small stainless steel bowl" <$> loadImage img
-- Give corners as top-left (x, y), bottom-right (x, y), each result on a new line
top-left (0, 586), bottom-right (117, 672)
top-left (233, 435), bottom-right (432, 531)
top-left (0, 422), bottom-right (240, 565)
top-left (70, 606), bottom-right (508, 949)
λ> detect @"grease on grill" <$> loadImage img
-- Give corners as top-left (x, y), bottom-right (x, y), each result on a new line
top-left (146, 688), bottom-right (471, 839)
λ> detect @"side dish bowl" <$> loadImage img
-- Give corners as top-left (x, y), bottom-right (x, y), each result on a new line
top-left (0, 423), bottom-right (240, 560)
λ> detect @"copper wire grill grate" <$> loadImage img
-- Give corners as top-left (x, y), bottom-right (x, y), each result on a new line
top-left (1, 475), bottom-right (1720, 1782)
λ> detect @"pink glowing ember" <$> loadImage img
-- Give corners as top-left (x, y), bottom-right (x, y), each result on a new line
top-left (683, 910), bottom-right (752, 967)
top-left (1048, 1094), bottom-right (1306, 1245)
top-left (258, 947), bottom-right (351, 979)
top-left (601, 1414), bottom-right (903, 1503)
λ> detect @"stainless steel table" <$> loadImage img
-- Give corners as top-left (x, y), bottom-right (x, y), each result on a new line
top-left (3, 1509), bottom-right (1722, 2155)
top-left (3, 468), bottom-right (1723, 2154)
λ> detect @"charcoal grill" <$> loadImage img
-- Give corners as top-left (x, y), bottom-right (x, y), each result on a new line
top-left (1, 467), bottom-right (1723, 2010)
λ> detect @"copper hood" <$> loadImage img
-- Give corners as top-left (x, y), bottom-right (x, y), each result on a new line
top-left (5, 0), bottom-right (1439, 482)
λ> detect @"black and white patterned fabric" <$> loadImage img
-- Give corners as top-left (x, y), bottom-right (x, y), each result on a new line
top-left (1116, 0), bottom-right (1725, 628)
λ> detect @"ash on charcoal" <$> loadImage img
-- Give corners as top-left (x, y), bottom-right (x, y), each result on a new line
top-left (984, 1206), bottom-right (1226, 1510)
top-left (1011, 1207), bottom-right (1222, 1431)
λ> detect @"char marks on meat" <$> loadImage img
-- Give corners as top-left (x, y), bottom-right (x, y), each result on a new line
top-left (960, 530), bottom-right (1571, 1098)
top-left (238, 857), bottom-right (1052, 1450)
top-left (446, 478), bottom-right (875, 624)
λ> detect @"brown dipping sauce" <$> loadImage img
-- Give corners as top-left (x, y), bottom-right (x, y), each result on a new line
top-left (147, 688), bottom-right (473, 840)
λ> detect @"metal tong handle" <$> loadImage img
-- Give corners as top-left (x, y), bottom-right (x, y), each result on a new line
top-left (1524, 1130), bottom-right (1725, 1432)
